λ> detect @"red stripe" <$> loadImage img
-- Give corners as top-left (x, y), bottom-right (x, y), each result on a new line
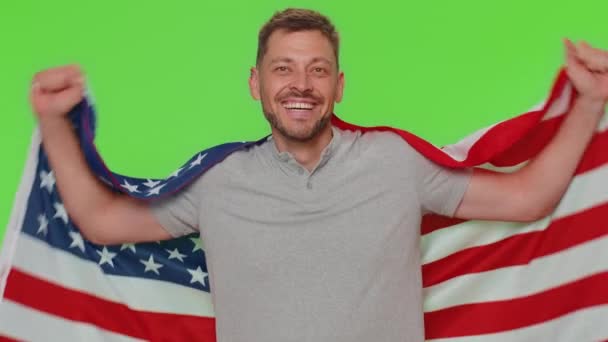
top-left (0, 335), bottom-right (20, 342)
top-left (424, 271), bottom-right (608, 339)
top-left (421, 214), bottom-right (467, 235)
top-left (423, 201), bottom-right (608, 287)
top-left (489, 114), bottom-right (562, 167)
top-left (3, 269), bottom-right (216, 341)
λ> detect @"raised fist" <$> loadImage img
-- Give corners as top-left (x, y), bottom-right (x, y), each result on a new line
top-left (564, 39), bottom-right (608, 103)
top-left (30, 64), bottom-right (86, 121)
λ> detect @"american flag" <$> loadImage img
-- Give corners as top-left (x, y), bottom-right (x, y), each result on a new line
top-left (1, 68), bottom-right (607, 341)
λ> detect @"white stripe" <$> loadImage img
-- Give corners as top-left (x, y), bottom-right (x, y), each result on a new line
top-left (423, 235), bottom-right (608, 311)
top-left (12, 234), bottom-right (215, 317)
top-left (422, 162), bottom-right (608, 264)
top-left (541, 82), bottom-right (572, 121)
top-left (0, 128), bottom-right (41, 299)
top-left (0, 299), bottom-right (143, 342)
top-left (478, 160), bottom-right (528, 173)
top-left (426, 304), bottom-right (608, 342)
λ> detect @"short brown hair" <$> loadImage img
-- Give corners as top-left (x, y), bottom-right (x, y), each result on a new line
top-left (256, 8), bottom-right (340, 69)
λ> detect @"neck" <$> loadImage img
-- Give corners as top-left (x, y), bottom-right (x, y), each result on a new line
top-left (272, 125), bottom-right (333, 171)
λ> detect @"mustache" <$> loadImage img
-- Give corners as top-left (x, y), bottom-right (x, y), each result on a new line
top-left (278, 90), bottom-right (323, 103)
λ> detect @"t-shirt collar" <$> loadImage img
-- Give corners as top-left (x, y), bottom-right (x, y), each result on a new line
top-left (267, 126), bottom-right (341, 169)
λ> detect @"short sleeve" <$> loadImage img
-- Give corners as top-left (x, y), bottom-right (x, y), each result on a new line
top-left (411, 148), bottom-right (473, 217)
top-left (148, 180), bottom-right (201, 238)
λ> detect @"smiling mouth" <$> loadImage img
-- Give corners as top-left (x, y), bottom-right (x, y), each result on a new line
top-left (282, 102), bottom-right (316, 110)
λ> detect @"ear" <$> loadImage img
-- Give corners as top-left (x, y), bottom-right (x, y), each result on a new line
top-left (335, 71), bottom-right (345, 103)
top-left (249, 67), bottom-right (261, 100)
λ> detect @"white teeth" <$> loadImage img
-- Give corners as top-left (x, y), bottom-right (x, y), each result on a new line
top-left (283, 102), bottom-right (314, 109)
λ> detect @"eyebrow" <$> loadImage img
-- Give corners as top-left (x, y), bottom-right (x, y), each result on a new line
top-left (269, 57), bottom-right (333, 65)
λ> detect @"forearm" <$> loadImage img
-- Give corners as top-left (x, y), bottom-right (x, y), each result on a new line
top-left (517, 97), bottom-right (606, 216)
top-left (39, 117), bottom-right (117, 238)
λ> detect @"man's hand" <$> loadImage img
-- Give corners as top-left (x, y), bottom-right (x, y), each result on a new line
top-left (30, 64), bottom-right (86, 121)
top-left (565, 39), bottom-right (608, 104)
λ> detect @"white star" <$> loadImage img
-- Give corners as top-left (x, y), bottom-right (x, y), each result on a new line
top-left (36, 214), bottom-right (48, 236)
top-left (120, 243), bottom-right (136, 253)
top-left (166, 248), bottom-right (186, 262)
top-left (140, 255), bottom-right (163, 275)
top-left (53, 202), bottom-right (68, 224)
top-left (188, 153), bottom-right (207, 169)
top-left (39, 170), bottom-right (55, 193)
top-left (143, 179), bottom-right (161, 188)
top-left (190, 237), bottom-right (203, 252)
top-left (187, 266), bottom-right (208, 286)
top-left (168, 167), bottom-right (184, 179)
top-left (146, 183), bottom-right (166, 196)
top-left (96, 247), bottom-right (117, 267)
top-left (120, 180), bottom-right (139, 193)
top-left (68, 231), bottom-right (85, 252)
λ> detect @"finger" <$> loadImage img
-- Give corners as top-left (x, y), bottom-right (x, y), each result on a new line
top-left (61, 82), bottom-right (86, 107)
top-left (596, 47), bottom-right (608, 72)
top-left (32, 64), bottom-right (84, 92)
top-left (577, 41), bottom-right (608, 72)
top-left (564, 38), bottom-right (577, 59)
top-left (565, 40), bottom-right (589, 80)
top-left (564, 38), bottom-right (576, 50)
top-left (565, 39), bottom-right (583, 67)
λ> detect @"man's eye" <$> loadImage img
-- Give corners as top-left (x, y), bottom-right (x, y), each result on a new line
top-left (275, 66), bottom-right (288, 72)
top-left (313, 67), bottom-right (327, 74)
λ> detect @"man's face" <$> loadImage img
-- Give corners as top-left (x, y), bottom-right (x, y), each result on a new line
top-left (249, 29), bottom-right (344, 142)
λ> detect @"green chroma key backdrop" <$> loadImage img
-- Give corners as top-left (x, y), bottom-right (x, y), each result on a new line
top-left (1, 0), bottom-right (607, 246)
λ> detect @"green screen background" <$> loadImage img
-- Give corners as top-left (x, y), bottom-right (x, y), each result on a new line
top-left (2, 1), bottom-right (606, 247)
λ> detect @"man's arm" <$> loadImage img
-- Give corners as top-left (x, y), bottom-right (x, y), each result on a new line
top-left (31, 65), bottom-right (172, 245)
top-left (454, 40), bottom-right (608, 222)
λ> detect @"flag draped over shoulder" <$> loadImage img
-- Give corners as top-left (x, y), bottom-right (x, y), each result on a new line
top-left (1, 69), bottom-right (607, 341)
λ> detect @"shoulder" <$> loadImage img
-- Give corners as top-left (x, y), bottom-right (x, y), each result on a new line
top-left (191, 139), bottom-right (271, 185)
top-left (354, 129), bottom-right (420, 161)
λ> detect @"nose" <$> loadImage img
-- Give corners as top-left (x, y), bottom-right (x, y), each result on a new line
top-left (290, 70), bottom-right (313, 93)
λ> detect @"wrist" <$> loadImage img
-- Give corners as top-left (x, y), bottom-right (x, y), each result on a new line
top-left (573, 95), bottom-right (606, 114)
top-left (39, 116), bottom-right (73, 137)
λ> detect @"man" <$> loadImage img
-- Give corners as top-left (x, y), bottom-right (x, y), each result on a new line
top-left (29, 8), bottom-right (608, 342)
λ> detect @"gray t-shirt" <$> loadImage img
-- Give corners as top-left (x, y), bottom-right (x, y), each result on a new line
top-left (150, 126), bottom-right (472, 342)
